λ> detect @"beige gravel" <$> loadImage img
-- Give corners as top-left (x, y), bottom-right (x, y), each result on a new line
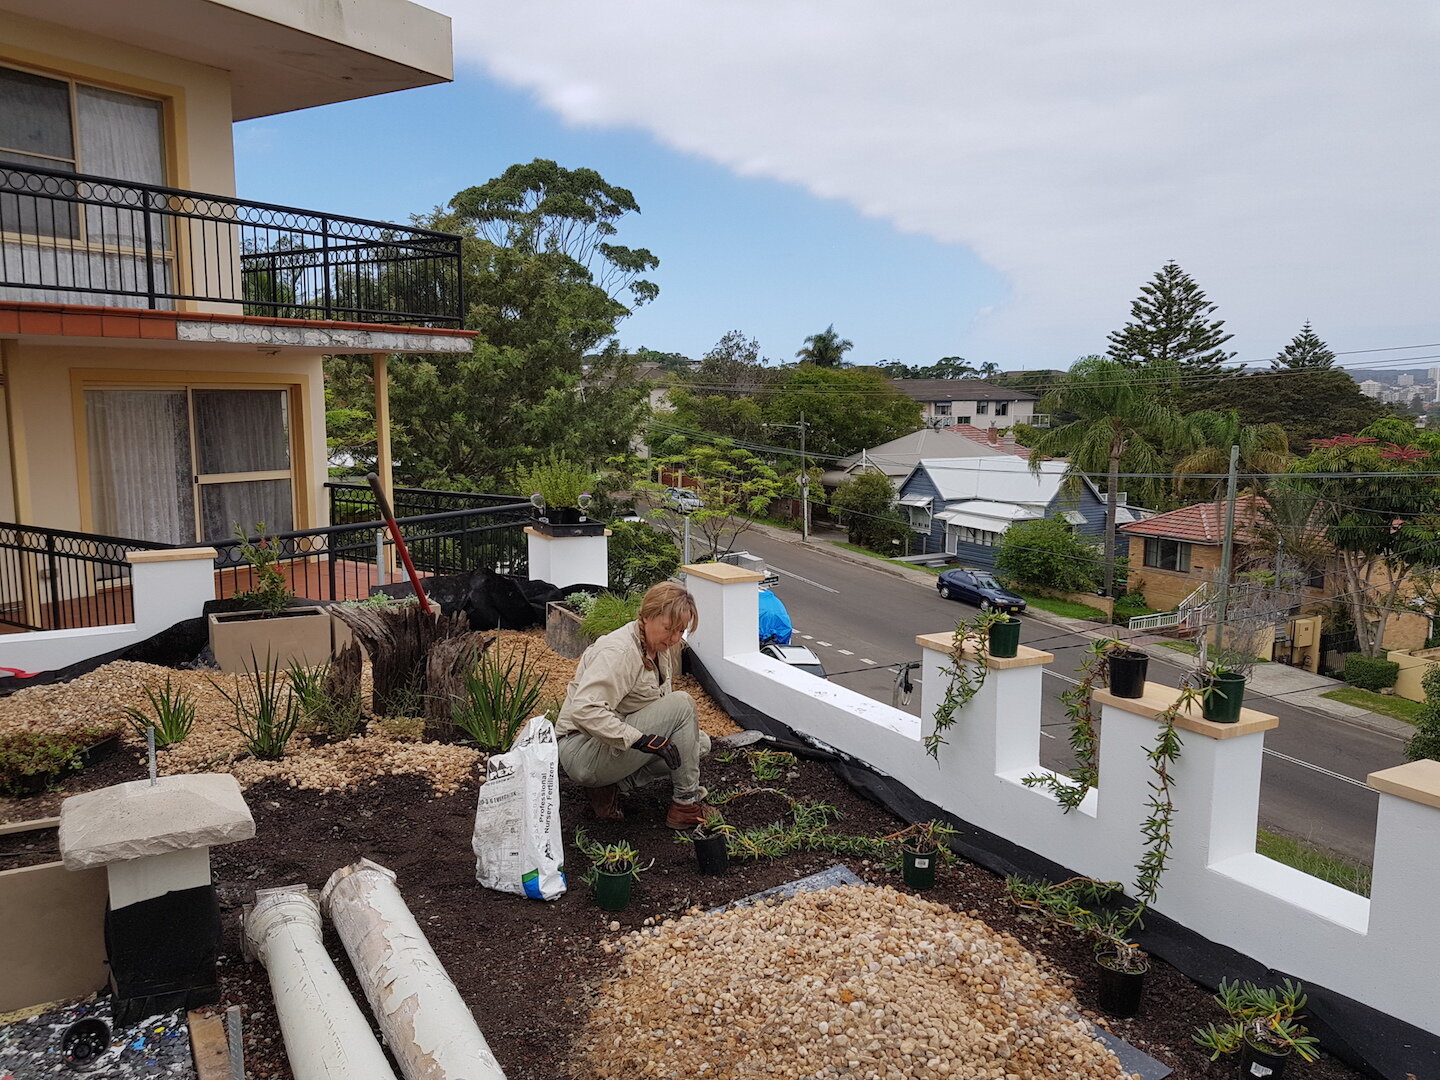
top-left (576, 884), bottom-right (1130, 1080)
top-left (0, 629), bottom-right (737, 804)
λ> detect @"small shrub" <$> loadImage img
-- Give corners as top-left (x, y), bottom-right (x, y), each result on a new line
top-left (449, 646), bottom-right (546, 752)
top-left (516, 456), bottom-right (594, 508)
top-left (995, 518), bottom-right (1102, 594)
top-left (0, 731), bottom-right (83, 794)
top-left (1344, 653), bottom-right (1400, 691)
top-left (287, 660), bottom-right (364, 740)
top-left (212, 654), bottom-right (302, 760)
top-left (123, 675), bottom-right (197, 747)
top-left (565, 590), bottom-right (600, 619)
top-left (233, 523), bottom-right (293, 616)
top-left (1404, 666), bottom-right (1440, 762)
top-left (580, 591), bottom-right (643, 639)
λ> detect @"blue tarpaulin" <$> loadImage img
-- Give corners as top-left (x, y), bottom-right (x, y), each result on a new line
top-left (758, 589), bottom-right (792, 645)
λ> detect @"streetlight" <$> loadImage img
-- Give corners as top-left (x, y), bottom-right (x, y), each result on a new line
top-left (763, 412), bottom-right (809, 542)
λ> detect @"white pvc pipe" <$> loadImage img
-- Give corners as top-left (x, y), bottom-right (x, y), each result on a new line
top-left (244, 887), bottom-right (400, 1080)
top-left (321, 859), bottom-right (507, 1080)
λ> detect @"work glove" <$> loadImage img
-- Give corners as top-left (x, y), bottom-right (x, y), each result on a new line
top-left (632, 733), bottom-right (681, 770)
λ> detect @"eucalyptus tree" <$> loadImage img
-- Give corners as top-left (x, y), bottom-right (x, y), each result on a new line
top-left (1027, 355), bottom-right (1188, 596)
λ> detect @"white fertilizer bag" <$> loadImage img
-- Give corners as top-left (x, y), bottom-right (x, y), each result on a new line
top-left (472, 715), bottom-right (567, 900)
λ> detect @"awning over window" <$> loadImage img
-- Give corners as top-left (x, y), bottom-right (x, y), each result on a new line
top-left (1061, 510), bottom-right (1088, 525)
top-left (898, 494), bottom-right (933, 508)
top-left (936, 509), bottom-right (1011, 533)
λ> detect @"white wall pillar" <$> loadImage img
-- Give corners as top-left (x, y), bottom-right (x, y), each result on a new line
top-left (524, 527), bottom-right (608, 591)
top-left (1365, 761), bottom-right (1440, 1000)
top-left (682, 562), bottom-right (765, 661)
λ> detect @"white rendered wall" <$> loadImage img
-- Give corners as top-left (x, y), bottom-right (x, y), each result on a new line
top-left (525, 528), bottom-right (608, 591)
top-left (0, 548), bottom-right (216, 673)
top-left (681, 566), bottom-right (1440, 1037)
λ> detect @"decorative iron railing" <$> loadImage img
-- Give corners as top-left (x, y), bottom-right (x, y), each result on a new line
top-left (0, 523), bottom-right (171, 631)
top-left (326, 482), bottom-right (522, 524)
top-left (0, 163), bottom-right (463, 326)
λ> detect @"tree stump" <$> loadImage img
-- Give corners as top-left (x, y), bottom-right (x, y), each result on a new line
top-left (324, 641), bottom-right (364, 726)
top-left (330, 604), bottom-right (471, 717)
top-left (424, 632), bottom-right (495, 740)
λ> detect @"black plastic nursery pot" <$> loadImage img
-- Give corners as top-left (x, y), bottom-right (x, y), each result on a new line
top-left (693, 832), bottom-right (729, 876)
top-left (1240, 1038), bottom-right (1293, 1078)
top-left (987, 617), bottom-right (1023, 659)
top-left (1106, 650), bottom-right (1149, 699)
top-left (1094, 953), bottom-right (1147, 1019)
top-left (594, 869), bottom-right (634, 912)
top-left (1201, 671), bottom-right (1247, 724)
top-left (901, 846), bottom-right (937, 890)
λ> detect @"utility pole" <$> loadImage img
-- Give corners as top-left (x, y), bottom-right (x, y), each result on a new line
top-left (1213, 444), bottom-right (1240, 654)
top-left (799, 410), bottom-right (809, 543)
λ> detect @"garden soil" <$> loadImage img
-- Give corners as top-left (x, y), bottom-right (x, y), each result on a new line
top-left (0, 632), bottom-right (1376, 1080)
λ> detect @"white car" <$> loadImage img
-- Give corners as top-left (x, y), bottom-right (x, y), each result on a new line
top-left (664, 487), bottom-right (703, 512)
top-left (760, 643), bottom-right (828, 679)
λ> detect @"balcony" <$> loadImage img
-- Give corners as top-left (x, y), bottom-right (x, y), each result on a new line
top-left (0, 163), bottom-right (463, 328)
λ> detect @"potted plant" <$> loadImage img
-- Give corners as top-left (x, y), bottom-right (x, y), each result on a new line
top-left (1092, 927), bottom-right (1150, 1019)
top-left (691, 814), bottom-right (732, 876)
top-left (1191, 570), bottom-right (1290, 722)
top-left (575, 828), bottom-right (652, 912)
top-left (890, 819), bottom-right (958, 890)
top-left (1103, 640), bottom-right (1150, 699)
top-left (208, 524), bottom-right (333, 674)
top-left (518, 457), bottom-right (605, 537)
top-left (1193, 979), bottom-right (1320, 1078)
top-left (987, 612), bottom-right (1023, 659)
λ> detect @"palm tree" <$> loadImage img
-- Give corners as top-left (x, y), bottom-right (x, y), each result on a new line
top-left (796, 325), bottom-right (854, 367)
top-left (1171, 410), bottom-right (1290, 502)
top-left (1027, 355), bottom-right (1188, 596)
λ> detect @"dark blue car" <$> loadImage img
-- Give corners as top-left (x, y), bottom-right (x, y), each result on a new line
top-left (936, 567), bottom-right (1027, 613)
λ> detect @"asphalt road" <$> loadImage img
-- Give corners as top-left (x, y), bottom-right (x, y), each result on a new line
top-left (719, 529), bottom-right (1406, 864)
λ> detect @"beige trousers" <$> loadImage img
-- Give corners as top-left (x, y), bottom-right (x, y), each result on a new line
top-left (558, 691), bottom-right (710, 804)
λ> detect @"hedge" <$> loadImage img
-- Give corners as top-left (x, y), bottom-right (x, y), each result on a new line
top-left (1343, 653), bottom-right (1400, 692)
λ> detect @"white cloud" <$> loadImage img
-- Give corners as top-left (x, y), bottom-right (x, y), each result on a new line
top-left (432, 0), bottom-right (1440, 362)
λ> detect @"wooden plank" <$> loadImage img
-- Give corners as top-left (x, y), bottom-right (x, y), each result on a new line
top-left (0, 816), bottom-right (60, 837)
top-left (188, 1010), bottom-right (230, 1080)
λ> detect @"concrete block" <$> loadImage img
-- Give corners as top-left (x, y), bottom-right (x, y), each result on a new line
top-left (59, 774), bottom-right (255, 870)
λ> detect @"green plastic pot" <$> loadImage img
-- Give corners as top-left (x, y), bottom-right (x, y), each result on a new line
top-left (901, 846), bottom-right (937, 890)
top-left (1201, 672), bottom-right (1247, 724)
top-left (593, 868), bottom-right (634, 911)
top-left (988, 617), bottom-right (1022, 659)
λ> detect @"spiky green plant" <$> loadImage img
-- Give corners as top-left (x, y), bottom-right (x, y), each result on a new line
top-left (287, 660), bottom-right (364, 740)
top-left (123, 675), bottom-right (196, 747)
top-left (212, 653), bottom-right (302, 760)
top-left (449, 646), bottom-right (545, 751)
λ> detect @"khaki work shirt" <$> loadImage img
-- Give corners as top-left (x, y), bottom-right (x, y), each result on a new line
top-left (557, 621), bottom-right (675, 750)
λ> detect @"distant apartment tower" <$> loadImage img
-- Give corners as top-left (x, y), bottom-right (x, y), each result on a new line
top-left (1397, 373), bottom-right (1415, 387)
top-left (1358, 379), bottom-right (1384, 399)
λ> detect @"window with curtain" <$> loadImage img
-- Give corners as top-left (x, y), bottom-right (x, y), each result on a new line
top-left (85, 389), bottom-right (193, 545)
top-left (1143, 537), bottom-right (1193, 572)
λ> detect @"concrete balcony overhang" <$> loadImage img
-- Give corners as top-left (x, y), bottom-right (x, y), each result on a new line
top-left (0, 0), bottom-right (454, 120)
top-left (0, 301), bottom-right (475, 355)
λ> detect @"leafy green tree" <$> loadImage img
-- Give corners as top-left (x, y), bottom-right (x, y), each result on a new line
top-left (657, 331), bottom-right (779, 450)
top-left (324, 160), bottom-right (658, 489)
top-left (1271, 321), bottom-right (1336, 370)
top-left (1404, 666), bottom-right (1440, 762)
top-left (641, 445), bottom-right (783, 560)
top-left (1181, 368), bottom-right (1385, 453)
top-left (1291, 427), bottom-right (1439, 656)
top-left (829, 471), bottom-right (909, 552)
top-left (878, 356), bottom-right (979, 380)
top-left (1026, 356), bottom-right (1188, 597)
top-left (1107, 261), bottom-right (1235, 378)
top-left (1170, 410), bottom-right (1291, 501)
top-left (606, 520), bottom-right (681, 594)
top-left (796, 324), bottom-right (854, 368)
top-left (763, 365), bottom-right (921, 457)
top-left (995, 518), bottom-right (1102, 594)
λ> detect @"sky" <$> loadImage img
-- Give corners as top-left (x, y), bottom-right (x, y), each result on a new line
top-left (235, 1), bottom-right (1440, 373)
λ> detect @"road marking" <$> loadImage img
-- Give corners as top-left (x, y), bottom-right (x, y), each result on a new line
top-left (1046, 672), bottom-right (1371, 790)
top-left (816, 641), bottom-right (832, 647)
top-left (801, 634), bottom-right (814, 640)
top-left (861, 658), bottom-right (875, 664)
top-left (770, 566), bottom-right (840, 593)
top-left (1262, 749), bottom-right (1371, 789)
top-left (838, 649), bottom-right (854, 656)
top-left (1040, 731), bottom-right (1056, 740)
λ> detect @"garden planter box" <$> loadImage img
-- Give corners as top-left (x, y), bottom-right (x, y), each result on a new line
top-left (545, 602), bottom-right (592, 660)
top-left (208, 607), bottom-right (333, 674)
top-left (531, 517), bottom-right (607, 538)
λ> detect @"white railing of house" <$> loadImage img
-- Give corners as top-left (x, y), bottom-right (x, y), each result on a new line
top-left (1127, 582), bottom-right (1215, 631)
top-left (681, 563), bottom-right (1440, 1039)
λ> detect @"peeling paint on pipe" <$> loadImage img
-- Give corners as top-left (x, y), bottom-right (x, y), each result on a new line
top-left (322, 859), bottom-right (507, 1080)
top-left (244, 886), bottom-right (400, 1080)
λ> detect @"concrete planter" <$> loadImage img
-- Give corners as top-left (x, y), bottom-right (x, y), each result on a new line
top-left (208, 607), bottom-right (333, 673)
top-left (545, 602), bottom-right (592, 660)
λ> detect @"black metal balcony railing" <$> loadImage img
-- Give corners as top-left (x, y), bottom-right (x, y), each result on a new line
top-left (326, 481), bottom-right (522, 523)
top-left (0, 163), bottom-right (463, 327)
top-left (0, 523), bottom-right (172, 632)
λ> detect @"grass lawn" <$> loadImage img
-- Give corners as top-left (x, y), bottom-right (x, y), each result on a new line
top-left (1156, 639), bottom-right (1200, 657)
top-left (1256, 830), bottom-right (1372, 896)
top-left (1011, 590), bottom-right (1108, 621)
top-left (1320, 686), bottom-right (1425, 724)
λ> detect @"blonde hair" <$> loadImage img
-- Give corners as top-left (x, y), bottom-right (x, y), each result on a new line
top-left (637, 580), bottom-right (699, 633)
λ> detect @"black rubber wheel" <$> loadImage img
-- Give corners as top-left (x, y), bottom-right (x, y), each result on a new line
top-left (62, 1018), bottom-right (110, 1068)
top-left (939, 585), bottom-right (953, 599)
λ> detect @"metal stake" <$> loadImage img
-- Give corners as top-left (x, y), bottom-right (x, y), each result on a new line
top-left (147, 728), bottom-right (157, 787)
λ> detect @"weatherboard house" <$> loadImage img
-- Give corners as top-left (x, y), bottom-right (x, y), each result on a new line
top-left (896, 457), bottom-right (1133, 566)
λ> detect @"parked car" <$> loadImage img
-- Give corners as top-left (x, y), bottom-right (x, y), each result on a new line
top-left (935, 568), bottom-right (1027, 613)
top-left (760, 643), bottom-right (828, 679)
top-left (664, 487), bottom-right (703, 512)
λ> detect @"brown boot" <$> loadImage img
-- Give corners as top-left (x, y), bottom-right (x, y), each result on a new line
top-left (586, 784), bottom-right (624, 821)
top-left (665, 800), bottom-right (720, 831)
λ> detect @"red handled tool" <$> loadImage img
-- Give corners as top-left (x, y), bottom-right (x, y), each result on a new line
top-left (366, 472), bottom-right (432, 614)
